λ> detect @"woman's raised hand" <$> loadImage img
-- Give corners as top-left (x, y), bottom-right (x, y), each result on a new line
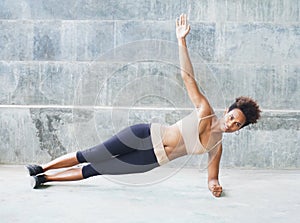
top-left (176, 13), bottom-right (191, 39)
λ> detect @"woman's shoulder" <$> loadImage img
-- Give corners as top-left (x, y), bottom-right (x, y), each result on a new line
top-left (195, 104), bottom-right (215, 118)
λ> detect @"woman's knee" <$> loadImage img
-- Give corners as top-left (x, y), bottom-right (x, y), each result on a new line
top-left (76, 151), bottom-right (87, 163)
top-left (82, 164), bottom-right (100, 179)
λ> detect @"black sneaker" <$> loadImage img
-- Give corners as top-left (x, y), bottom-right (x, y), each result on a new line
top-left (25, 164), bottom-right (44, 176)
top-left (31, 175), bottom-right (47, 189)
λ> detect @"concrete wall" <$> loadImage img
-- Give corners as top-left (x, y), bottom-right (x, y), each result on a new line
top-left (0, 0), bottom-right (299, 168)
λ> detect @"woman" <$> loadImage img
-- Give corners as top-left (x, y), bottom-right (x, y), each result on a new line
top-left (26, 14), bottom-right (261, 197)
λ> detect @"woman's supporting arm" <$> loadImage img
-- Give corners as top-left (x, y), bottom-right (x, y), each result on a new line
top-left (207, 144), bottom-right (223, 197)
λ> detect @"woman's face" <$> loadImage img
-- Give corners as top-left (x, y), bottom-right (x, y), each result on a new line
top-left (223, 108), bottom-right (246, 133)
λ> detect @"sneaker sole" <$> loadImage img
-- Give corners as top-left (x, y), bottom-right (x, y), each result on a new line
top-left (30, 176), bottom-right (38, 189)
top-left (24, 165), bottom-right (32, 176)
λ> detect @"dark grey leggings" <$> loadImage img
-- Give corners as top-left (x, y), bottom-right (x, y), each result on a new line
top-left (76, 124), bottom-right (159, 178)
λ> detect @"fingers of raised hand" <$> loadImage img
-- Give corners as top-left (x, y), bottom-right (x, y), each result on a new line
top-left (180, 14), bottom-right (187, 26)
top-left (176, 14), bottom-right (187, 27)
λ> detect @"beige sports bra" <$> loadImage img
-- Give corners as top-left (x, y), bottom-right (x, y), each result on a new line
top-left (150, 109), bottom-right (222, 165)
top-left (175, 109), bottom-right (222, 154)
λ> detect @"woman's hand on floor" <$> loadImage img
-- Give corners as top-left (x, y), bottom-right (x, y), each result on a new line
top-left (208, 179), bottom-right (223, 197)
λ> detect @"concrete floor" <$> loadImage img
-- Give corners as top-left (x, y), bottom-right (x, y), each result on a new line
top-left (0, 165), bottom-right (299, 223)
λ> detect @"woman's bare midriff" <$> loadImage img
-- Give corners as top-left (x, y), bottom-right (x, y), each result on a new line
top-left (160, 125), bottom-right (187, 161)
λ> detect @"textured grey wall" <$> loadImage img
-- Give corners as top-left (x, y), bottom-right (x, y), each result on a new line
top-left (0, 0), bottom-right (299, 168)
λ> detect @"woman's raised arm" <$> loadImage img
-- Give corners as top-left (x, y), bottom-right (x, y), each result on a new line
top-left (176, 14), bottom-right (210, 110)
